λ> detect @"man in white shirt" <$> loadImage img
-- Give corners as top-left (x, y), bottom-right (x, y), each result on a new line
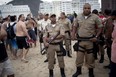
top-left (38, 13), bottom-right (51, 62)
top-left (38, 13), bottom-right (51, 31)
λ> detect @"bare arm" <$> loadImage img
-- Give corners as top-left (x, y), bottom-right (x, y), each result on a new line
top-left (0, 25), bottom-right (7, 40)
top-left (43, 29), bottom-right (49, 47)
top-left (96, 27), bottom-right (103, 38)
top-left (68, 19), bottom-right (72, 31)
top-left (71, 18), bottom-right (78, 40)
top-left (95, 16), bottom-right (103, 38)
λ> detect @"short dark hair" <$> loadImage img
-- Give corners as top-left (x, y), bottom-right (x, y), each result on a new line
top-left (18, 14), bottom-right (24, 21)
top-left (3, 18), bottom-right (8, 21)
top-left (45, 14), bottom-right (49, 16)
top-left (50, 14), bottom-right (56, 18)
top-left (10, 16), bottom-right (16, 22)
top-left (104, 9), bottom-right (112, 16)
top-left (99, 11), bottom-right (102, 14)
top-left (74, 12), bottom-right (77, 18)
top-left (111, 10), bottom-right (116, 16)
top-left (92, 9), bottom-right (98, 15)
top-left (61, 12), bottom-right (65, 16)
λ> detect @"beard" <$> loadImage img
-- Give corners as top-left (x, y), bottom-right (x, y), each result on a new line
top-left (83, 11), bottom-right (91, 16)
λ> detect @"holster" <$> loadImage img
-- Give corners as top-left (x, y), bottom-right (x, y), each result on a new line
top-left (65, 31), bottom-right (70, 36)
top-left (59, 42), bottom-right (66, 56)
top-left (50, 42), bottom-right (66, 56)
top-left (39, 31), bottom-right (43, 43)
top-left (75, 35), bottom-right (95, 53)
top-left (73, 41), bottom-right (79, 51)
top-left (93, 42), bottom-right (99, 58)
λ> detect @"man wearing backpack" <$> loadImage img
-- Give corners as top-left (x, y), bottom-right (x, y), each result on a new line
top-left (6, 16), bottom-right (18, 59)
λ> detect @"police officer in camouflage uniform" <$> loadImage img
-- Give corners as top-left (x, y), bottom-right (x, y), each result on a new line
top-left (43, 14), bottom-right (66, 77)
top-left (72, 3), bottom-right (103, 77)
top-left (58, 12), bottom-right (72, 57)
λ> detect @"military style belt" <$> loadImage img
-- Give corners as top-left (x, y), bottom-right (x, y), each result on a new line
top-left (77, 36), bottom-right (94, 41)
top-left (50, 42), bottom-right (61, 45)
top-left (65, 31), bottom-right (70, 33)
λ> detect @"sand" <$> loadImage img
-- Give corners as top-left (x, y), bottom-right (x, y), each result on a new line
top-left (8, 41), bottom-right (109, 77)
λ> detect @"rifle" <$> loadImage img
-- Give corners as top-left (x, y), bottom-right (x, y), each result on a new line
top-left (41, 31), bottom-right (60, 55)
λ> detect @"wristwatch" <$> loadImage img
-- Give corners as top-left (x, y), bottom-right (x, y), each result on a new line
top-left (95, 36), bottom-right (98, 38)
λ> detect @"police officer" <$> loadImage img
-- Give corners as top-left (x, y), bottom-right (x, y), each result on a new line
top-left (43, 14), bottom-right (66, 77)
top-left (58, 12), bottom-right (72, 57)
top-left (72, 3), bottom-right (103, 77)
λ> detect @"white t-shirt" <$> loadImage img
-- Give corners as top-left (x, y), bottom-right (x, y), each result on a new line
top-left (9, 22), bottom-right (16, 34)
top-left (38, 19), bottom-right (51, 30)
top-left (85, 16), bottom-right (88, 19)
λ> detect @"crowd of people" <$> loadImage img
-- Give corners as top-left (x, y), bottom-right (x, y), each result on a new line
top-left (0, 3), bottom-right (116, 77)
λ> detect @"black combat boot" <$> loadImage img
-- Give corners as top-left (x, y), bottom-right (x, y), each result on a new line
top-left (99, 55), bottom-right (104, 63)
top-left (89, 68), bottom-right (94, 77)
top-left (49, 69), bottom-right (54, 77)
top-left (72, 67), bottom-right (82, 77)
top-left (44, 58), bottom-right (48, 63)
top-left (67, 51), bottom-right (72, 58)
top-left (60, 68), bottom-right (66, 77)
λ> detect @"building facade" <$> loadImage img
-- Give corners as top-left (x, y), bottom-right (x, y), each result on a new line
top-left (39, 1), bottom-right (73, 16)
top-left (0, 4), bottom-right (31, 18)
top-left (39, 0), bottom-right (100, 16)
top-left (78, 0), bottom-right (100, 13)
top-left (39, 2), bottom-right (53, 14)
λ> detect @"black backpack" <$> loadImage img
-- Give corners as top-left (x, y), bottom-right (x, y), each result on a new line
top-left (6, 23), bottom-right (16, 39)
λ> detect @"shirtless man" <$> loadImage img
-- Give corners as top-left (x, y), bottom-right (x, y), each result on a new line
top-left (16, 14), bottom-right (30, 63)
top-left (0, 24), bottom-right (15, 77)
top-left (2, 16), bottom-right (11, 51)
top-left (26, 17), bottom-right (37, 47)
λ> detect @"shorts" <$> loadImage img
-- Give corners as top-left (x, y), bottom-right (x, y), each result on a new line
top-left (28, 29), bottom-right (37, 41)
top-left (5, 39), bottom-right (12, 46)
top-left (0, 59), bottom-right (14, 76)
top-left (34, 27), bottom-right (37, 35)
top-left (16, 36), bottom-right (29, 49)
top-left (11, 39), bottom-right (18, 50)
